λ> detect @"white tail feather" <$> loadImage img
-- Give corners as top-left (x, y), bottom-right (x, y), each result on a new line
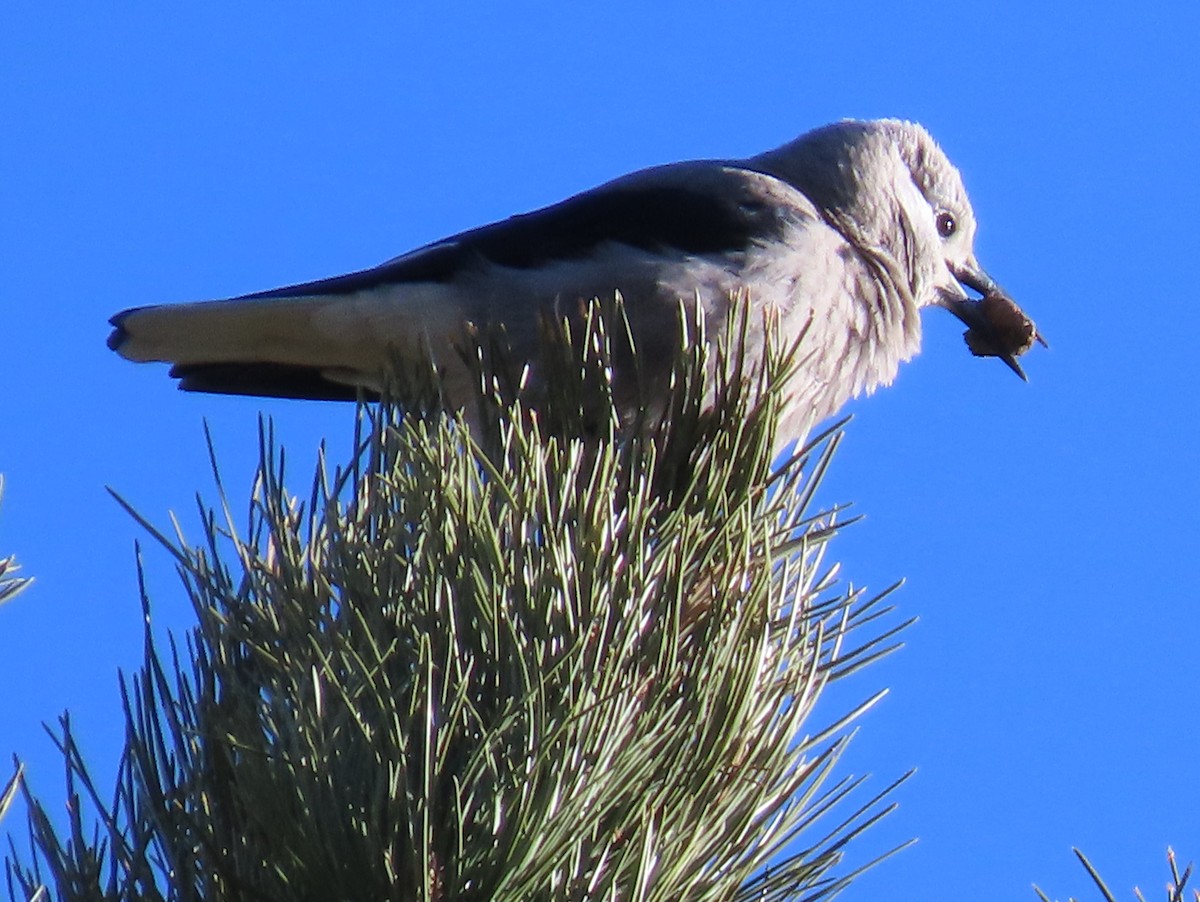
top-left (115, 284), bottom-right (468, 374)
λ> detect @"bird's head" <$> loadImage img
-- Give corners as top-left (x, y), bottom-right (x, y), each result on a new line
top-left (762, 118), bottom-right (1044, 377)
top-left (888, 120), bottom-right (1047, 377)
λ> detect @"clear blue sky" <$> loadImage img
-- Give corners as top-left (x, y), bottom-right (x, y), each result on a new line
top-left (3, 3), bottom-right (1197, 898)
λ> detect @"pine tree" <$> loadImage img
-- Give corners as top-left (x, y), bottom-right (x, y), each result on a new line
top-left (7, 302), bottom-right (912, 900)
top-left (0, 479), bottom-right (32, 608)
top-left (1, 477), bottom-right (32, 834)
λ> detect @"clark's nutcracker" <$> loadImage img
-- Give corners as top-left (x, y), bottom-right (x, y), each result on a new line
top-left (108, 118), bottom-right (1042, 441)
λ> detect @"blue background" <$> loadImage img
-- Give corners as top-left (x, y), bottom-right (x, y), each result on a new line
top-left (3, 3), bottom-right (1197, 898)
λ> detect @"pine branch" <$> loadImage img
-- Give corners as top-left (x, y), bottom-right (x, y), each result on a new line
top-left (0, 477), bottom-right (33, 607)
top-left (1034, 849), bottom-right (1197, 902)
top-left (7, 300), bottom-right (910, 900)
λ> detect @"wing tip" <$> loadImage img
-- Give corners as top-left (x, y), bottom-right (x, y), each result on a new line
top-left (170, 362), bottom-right (372, 402)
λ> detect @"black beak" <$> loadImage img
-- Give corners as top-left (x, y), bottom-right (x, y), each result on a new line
top-left (937, 262), bottom-right (1046, 381)
top-left (953, 263), bottom-right (1000, 297)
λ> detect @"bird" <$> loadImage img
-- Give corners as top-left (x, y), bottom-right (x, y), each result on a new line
top-left (108, 118), bottom-right (1042, 443)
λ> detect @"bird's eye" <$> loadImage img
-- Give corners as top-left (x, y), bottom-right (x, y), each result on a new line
top-left (936, 211), bottom-right (957, 238)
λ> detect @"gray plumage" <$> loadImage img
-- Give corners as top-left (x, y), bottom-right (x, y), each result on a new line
top-left (108, 118), bottom-right (1040, 442)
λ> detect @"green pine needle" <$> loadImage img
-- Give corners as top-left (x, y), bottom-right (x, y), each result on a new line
top-left (8, 300), bottom-right (911, 901)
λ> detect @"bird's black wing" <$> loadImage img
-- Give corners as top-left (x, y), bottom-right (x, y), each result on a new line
top-left (167, 362), bottom-right (371, 401)
top-left (110, 163), bottom-right (801, 401)
top-left (241, 163), bottom-right (792, 300)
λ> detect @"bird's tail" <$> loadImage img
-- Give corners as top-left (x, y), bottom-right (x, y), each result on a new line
top-left (107, 285), bottom-right (465, 400)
